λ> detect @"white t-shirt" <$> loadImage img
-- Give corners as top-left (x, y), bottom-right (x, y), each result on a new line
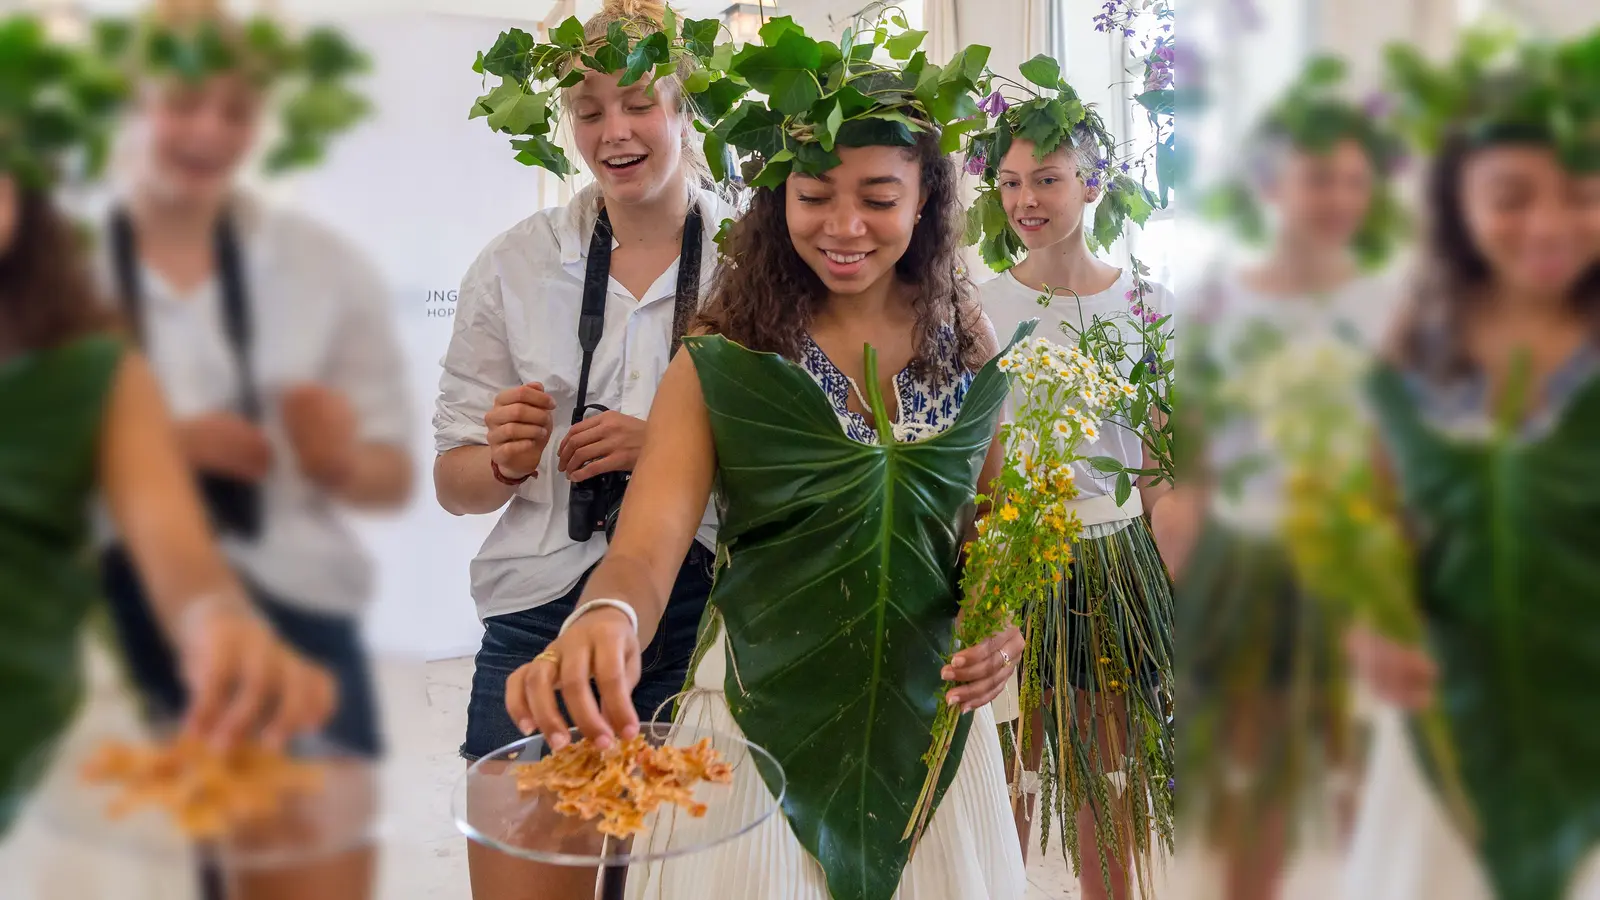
top-left (977, 268), bottom-right (1176, 534)
top-left (95, 195), bottom-right (413, 617)
top-left (1197, 268), bottom-right (1403, 532)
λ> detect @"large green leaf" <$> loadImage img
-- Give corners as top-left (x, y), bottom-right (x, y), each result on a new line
top-left (1369, 365), bottom-right (1600, 900)
top-left (683, 322), bottom-right (1035, 900)
top-left (0, 336), bottom-right (124, 837)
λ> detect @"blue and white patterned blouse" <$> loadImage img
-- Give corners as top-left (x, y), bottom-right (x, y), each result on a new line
top-left (799, 324), bottom-right (973, 444)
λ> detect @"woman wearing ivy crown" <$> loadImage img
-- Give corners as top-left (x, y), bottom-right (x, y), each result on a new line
top-left (434, 2), bottom-right (732, 897)
top-left (86, 3), bottom-right (409, 897)
top-left (961, 59), bottom-right (1175, 900)
top-left (501, 14), bottom-right (1028, 900)
top-left (1340, 27), bottom-right (1600, 900)
top-left (1167, 55), bottom-right (1409, 900)
top-left (0, 8), bottom-right (334, 858)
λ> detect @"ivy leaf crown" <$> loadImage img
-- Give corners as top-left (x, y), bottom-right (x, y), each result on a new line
top-left (961, 55), bottom-right (1157, 272)
top-left (93, 10), bottom-right (372, 175)
top-left (1384, 22), bottom-right (1600, 174)
top-left (688, 7), bottom-right (991, 188)
top-left (469, 6), bottom-right (724, 178)
top-left (1, 13), bottom-right (128, 188)
top-left (1204, 54), bottom-right (1410, 270)
top-left (470, 5), bottom-right (994, 190)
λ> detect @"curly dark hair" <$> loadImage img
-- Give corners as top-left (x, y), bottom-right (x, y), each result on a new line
top-left (1392, 132), bottom-right (1600, 377)
top-left (694, 130), bottom-right (988, 378)
top-left (0, 186), bottom-right (115, 356)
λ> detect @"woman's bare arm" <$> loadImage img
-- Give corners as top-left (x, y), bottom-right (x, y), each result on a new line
top-left (99, 352), bottom-right (334, 745)
top-left (505, 352), bottom-right (718, 748)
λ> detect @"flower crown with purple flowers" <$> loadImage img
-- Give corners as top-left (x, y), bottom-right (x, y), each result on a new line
top-left (960, 55), bottom-right (1160, 272)
top-left (1201, 54), bottom-right (1409, 270)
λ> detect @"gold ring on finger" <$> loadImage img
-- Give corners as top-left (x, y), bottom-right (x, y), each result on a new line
top-left (534, 649), bottom-right (560, 667)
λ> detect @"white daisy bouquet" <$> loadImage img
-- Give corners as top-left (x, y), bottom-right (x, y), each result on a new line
top-left (905, 334), bottom-right (1135, 844)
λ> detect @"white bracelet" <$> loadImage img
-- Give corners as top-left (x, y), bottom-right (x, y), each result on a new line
top-left (559, 599), bottom-right (640, 637)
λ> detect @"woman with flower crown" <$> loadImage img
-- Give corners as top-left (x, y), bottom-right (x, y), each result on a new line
top-left (0, 6), bottom-right (334, 866)
top-left (963, 70), bottom-right (1175, 900)
top-left (1169, 55), bottom-right (1409, 900)
top-left (498, 14), bottom-right (1028, 900)
top-left (1341, 27), bottom-right (1600, 900)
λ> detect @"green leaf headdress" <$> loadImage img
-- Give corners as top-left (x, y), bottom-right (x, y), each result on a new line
top-left (1202, 55), bottom-right (1409, 270)
top-left (0, 14), bottom-right (128, 189)
top-left (1384, 23), bottom-right (1600, 174)
top-left (93, 7), bottom-right (371, 174)
top-left (470, 5), bottom-right (994, 190)
top-left (469, 6), bottom-right (725, 178)
top-left (688, 9), bottom-right (991, 188)
top-left (960, 57), bottom-right (1158, 272)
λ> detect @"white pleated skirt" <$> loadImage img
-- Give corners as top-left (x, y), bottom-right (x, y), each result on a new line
top-left (1343, 705), bottom-right (1600, 900)
top-left (624, 627), bottom-right (1026, 900)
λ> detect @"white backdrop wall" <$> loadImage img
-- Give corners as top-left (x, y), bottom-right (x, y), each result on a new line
top-left (276, 11), bottom-right (558, 660)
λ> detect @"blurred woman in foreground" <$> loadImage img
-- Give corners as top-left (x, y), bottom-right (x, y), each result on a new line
top-left (1344, 30), bottom-right (1600, 900)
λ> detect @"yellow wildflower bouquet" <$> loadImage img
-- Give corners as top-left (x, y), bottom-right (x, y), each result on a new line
top-left (905, 335), bottom-right (1133, 844)
top-left (1224, 332), bottom-right (1474, 835)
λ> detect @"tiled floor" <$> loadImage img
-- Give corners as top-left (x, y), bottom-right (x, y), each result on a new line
top-left (1, 650), bottom-right (1088, 899)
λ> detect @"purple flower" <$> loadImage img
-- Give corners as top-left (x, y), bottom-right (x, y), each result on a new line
top-left (1120, 161), bottom-right (1132, 173)
top-left (1096, 157), bottom-right (1112, 171)
top-left (1139, 350), bottom-right (1162, 375)
top-left (1146, 309), bottom-right (1161, 325)
top-left (965, 154), bottom-right (987, 176)
top-left (1363, 91), bottom-right (1394, 120)
top-left (1124, 28), bottom-right (1137, 37)
top-left (1155, 44), bottom-right (1176, 65)
top-left (978, 90), bottom-right (1011, 117)
top-left (1167, 777), bottom-right (1177, 792)
top-left (1145, 68), bottom-right (1174, 92)
top-left (1125, 289), bottom-right (1137, 301)
top-left (1086, 174), bottom-right (1102, 190)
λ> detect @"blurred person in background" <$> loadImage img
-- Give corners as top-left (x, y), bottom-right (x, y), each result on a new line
top-left (0, 10), bottom-right (333, 849)
top-left (1165, 56), bottom-right (1409, 900)
top-left (971, 114), bottom-right (1175, 899)
top-left (1343, 26), bottom-right (1600, 900)
top-left (88, 4), bottom-right (409, 899)
top-left (431, 1), bottom-right (728, 896)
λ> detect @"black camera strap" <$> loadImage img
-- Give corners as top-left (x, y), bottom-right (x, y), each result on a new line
top-left (109, 207), bottom-right (262, 422)
top-left (572, 200), bottom-right (704, 427)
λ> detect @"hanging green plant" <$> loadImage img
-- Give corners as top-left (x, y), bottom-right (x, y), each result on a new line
top-left (93, 12), bottom-right (371, 174)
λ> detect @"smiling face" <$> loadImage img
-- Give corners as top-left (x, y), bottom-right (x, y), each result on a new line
top-left (784, 144), bottom-right (925, 296)
top-left (1459, 145), bottom-right (1600, 297)
top-left (568, 69), bottom-right (688, 207)
top-left (997, 138), bottom-right (1097, 252)
top-left (134, 73), bottom-right (263, 210)
top-left (1264, 137), bottom-right (1375, 252)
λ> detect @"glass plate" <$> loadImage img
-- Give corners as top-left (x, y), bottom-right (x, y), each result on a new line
top-left (453, 721), bottom-right (785, 867)
top-left (31, 725), bottom-right (379, 870)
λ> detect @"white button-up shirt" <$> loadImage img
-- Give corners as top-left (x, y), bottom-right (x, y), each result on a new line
top-left (434, 183), bottom-right (727, 621)
top-left (95, 195), bottom-right (413, 617)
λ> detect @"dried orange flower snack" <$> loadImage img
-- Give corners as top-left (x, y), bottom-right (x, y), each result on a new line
top-left (514, 736), bottom-right (733, 838)
top-left (81, 737), bottom-right (324, 839)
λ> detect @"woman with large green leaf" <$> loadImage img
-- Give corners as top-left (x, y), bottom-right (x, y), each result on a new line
top-left (1343, 28), bottom-right (1600, 900)
top-left (962, 67), bottom-right (1176, 900)
top-left (0, 12), bottom-right (336, 845)
top-left (503, 83), bottom-right (1029, 900)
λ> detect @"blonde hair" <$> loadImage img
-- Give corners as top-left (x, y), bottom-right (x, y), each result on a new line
top-left (569, 0), bottom-right (714, 189)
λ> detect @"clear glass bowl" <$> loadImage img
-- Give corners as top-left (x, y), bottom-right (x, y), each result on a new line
top-left (453, 721), bottom-right (785, 867)
top-left (32, 727), bottom-right (379, 870)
